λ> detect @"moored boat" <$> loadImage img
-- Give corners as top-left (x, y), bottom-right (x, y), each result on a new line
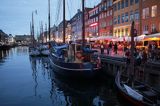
top-left (115, 71), bottom-right (160, 106)
top-left (49, 42), bottom-right (101, 79)
top-left (29, 47), bottom-right (41, 56)
top-left (39, 45), bottom-right (50, 56)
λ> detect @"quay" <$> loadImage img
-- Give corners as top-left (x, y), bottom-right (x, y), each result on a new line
top-left (99, 53), bottom-right (160, 91)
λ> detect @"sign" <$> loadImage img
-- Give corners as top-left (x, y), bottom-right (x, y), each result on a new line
top-left (90, 23), bottom-right (98, 27)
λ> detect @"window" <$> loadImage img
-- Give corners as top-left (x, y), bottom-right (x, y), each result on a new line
top-left (125, 0), bottom-right (128, 7)
top-left (121, 0), bottom-right (125, 9)
top-left (118, 15), bottom-right (121, 24)
top-left (135, 0), bottom-right (139, 4)
top-left (151, 24), bottom-right (156, 32)
top-left (114, 17), bottom-right (117, 25)
top-left (110, 10), bottom-right (112, 16)
top-left (125, 12), bottom-right (129, 22)
top-left (152, 5), bottom-right (157, 17)
top-left (130, 0), bottom-right (134, 5)
top-left (130, 11), bottom-right (134, 21)
top-left (110, 20), bottom-right (112, 25)
top-left (118, 2), bottom-right (121, 10)
top-left (122, 29), bottom-right (124, 36)
top-left (109, 0), bottom-right (112, 6)
top-left (144, 25), bottom-right (149, 31)
top-left (125, 28), bottom-right (129, 36)
top-left (142, 8), bottom-right (149, 19)
top-left (134, 10), bottom-right (139, 20)
top-left (121, 13), bottom-right (125, 23)
top-left (114, 4), bottom-right (117, 11)
top-left (118, 29), bottom-right (120, 37)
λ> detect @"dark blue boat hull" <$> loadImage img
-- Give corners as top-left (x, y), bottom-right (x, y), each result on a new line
top-left (49, 54), bottom-right (101, 79)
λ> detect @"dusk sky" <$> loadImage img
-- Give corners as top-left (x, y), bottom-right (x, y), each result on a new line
top-left (0, 0), bottom-right (101, 36)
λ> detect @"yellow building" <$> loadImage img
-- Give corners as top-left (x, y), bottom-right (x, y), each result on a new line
top-left (113, 0), bottom-right (140, 37)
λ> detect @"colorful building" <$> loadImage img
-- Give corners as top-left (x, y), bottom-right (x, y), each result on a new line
top-left (113, 0), bottom-right (140, 37)
top-left (88, 5), bottom-right (99, 38)
top-left (141, 0), bottom-right (160, 35)
top-left (99, 0), bottom-right (113, 37)
top-left (70, 9), bottom-right (82, 41)
top-left (85, 8), bottom-right (93, 38)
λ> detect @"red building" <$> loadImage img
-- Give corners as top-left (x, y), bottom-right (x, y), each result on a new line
top-left (99, 0), bottom-right (113, 37)
top-left (88, 5), bottom-right (99, 38)
top-left (85, 8), bottom-right (93, 38)
top-left (141, 0), bottom-right (160, 35)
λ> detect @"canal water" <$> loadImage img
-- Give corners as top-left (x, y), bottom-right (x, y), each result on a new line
top-left (0, 47), bottom-right (129, 106)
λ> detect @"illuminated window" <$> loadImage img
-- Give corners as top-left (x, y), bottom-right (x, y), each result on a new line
top-left (142, 7), bottom-right (149, 19)
top-left (151, 5), bottom-right (157, 17)
top-left (151, 24), bottom-right (156, 33)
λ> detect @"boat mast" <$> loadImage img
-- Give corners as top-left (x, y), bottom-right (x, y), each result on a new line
top-left (82, 0), bottom-right (85, 48)
top-left (32, 12), bottom-right (35, 46)
top-left (48, 0), bottom-right (51, 42)
top-left (63, 0), bottom-right (66, 43)
top-left (130, 21), bottom-right (135, 79)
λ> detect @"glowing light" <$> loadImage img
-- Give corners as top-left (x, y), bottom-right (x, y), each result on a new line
top-left (90, 23), bottom-right (98, 27)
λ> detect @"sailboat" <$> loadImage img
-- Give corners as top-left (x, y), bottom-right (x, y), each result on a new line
top-left (29, 11), bottom-right (41, 56)
top-left (115, 21), bottom-right (160, 106)
top-left (49, 0), bottom-right (101, 79)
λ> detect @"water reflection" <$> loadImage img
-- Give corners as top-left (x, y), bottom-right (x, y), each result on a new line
top-left (29, 56), bottom-right (51, 97)
top-left (16, 46), bottom-right (28, 55)
top-left (49, 69), bottom-right (120, 106)
top-left (29, 56), bottom-right (121, 106)
top-left (1, 47), bottom-right (159, 106)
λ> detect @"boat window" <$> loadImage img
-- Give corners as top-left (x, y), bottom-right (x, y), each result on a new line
top-left (144, 41), bottom-right (148, 46)
top-left (76, 45), bottom-right (82, 52)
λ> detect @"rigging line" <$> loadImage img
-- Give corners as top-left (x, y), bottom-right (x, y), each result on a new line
top-left (67, 0), bottom-right (71, 19)
top-left (55, 0), bottom-right (61, 25)
top-left (58, 0), bottom-right (63, 25)
top-left (55, 0), bottom-right (59, 24)
top-left (58, 0), bottom-right (63, 24)
top-left (78, 0), bottom-right (81, 11)
top-left (54, 0), bottom-right (59, 25)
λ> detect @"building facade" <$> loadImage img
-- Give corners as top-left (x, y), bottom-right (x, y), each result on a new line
top-left (85, 8), bottom-right (93, 38)
top-left (70, 9), bottom-right (82, 41)
top-left (141, 0), bottom-right (160, 35)
top-left (113, 0), bottom-right (140, 37)
top-left (0, 30), bottom-right (8, 44)
top-left (57, 20), bottom-right (69, 42)
top-left (88, 5), bottom-right (99, 38)
top-left (14, 35), bottom-right (32, 45)
top-left (99, 0), bottom-right (113, 36)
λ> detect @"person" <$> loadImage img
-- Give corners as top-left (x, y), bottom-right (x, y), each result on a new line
top-left (106, 43), bottom-right (109, 55)
top-left (114, 42), bottom-right (118, 54)
top-left (142, 49), bottom-right (147, 64)
top-left (100, 43), bottom-right (104, 54)
top-left (108, 42), bottom-right (112, 55)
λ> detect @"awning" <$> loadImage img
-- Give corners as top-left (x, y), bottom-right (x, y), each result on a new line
top-left (97, 36), bottom-right (116, 41)
top-left (144, 33), bottom-right (160, 41)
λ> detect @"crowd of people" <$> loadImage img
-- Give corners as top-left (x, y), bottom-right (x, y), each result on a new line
top-left (99, 41), bottom-right (160, 65)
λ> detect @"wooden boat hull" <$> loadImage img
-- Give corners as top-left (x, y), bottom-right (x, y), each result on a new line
top-left (49, 54), bottom-right (101, 79)
top-left (115, 72), bottom-right (153, 106)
